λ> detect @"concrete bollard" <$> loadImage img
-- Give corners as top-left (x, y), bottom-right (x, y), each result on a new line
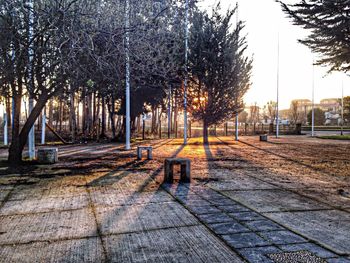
top-left (260, 135), bottom-right (268, 142)
top-left (37, 148), bottom-right (58, 164)
top-left (137, 146), bottom-right (153, 160)
top-left (164, 158), bottom-right (191, 183)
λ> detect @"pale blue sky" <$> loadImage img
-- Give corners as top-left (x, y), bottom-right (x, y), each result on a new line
top-left (200, 0), bottom-right (350, 109)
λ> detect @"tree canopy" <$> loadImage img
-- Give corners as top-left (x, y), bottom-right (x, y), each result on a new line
top-left (188, 5), bottom-right (252, 143)
top-left (0, 0), bottom-right (252, 163)
top-left (278, 0), bottom-right (350, 73)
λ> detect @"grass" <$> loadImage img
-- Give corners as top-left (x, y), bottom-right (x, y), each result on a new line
top-left (317, 135), bottom-right (350, 140)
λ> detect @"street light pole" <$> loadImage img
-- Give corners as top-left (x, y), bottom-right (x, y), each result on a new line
top-left (125, 0), bottom-right (131, 150)
top-left (311, 60), bottom-right (315, 137)
top-left (235, 2), bottom-right (239, 142)
top-left (28, 0), bottom-right (35, 159)
top-left (276, 32), bottom-right (280, 138)
top-left (41, 107), bottom-right (46, 144)
top-left (4, 112), bottom-right (8, 146)
top-left (183, 0), bottom-right (189, 145)
top-left (341, 80), bottom-right (344, 136)
top-left (168, 86), bottom-right (171, 139)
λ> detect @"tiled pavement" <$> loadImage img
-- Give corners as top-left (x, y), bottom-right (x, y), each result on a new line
top-left (0, 137), bottom-right (350, 262)
top-left (163, 183), bottom-right (349, 263)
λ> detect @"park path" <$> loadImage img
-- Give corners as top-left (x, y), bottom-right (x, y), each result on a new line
top-left (0, 136), bottom-right (349, 262)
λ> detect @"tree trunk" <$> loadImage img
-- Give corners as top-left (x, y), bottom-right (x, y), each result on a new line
top-left (76, 97), bottom-right (80, 133)
top-left (48, 99), bottom-right (53, 127)
top-left (108, 96), bottom-right (116, 139)
top-left (101, 96), bottom-right (106, 137)
top-left (203, 119), bottom-right (209, 145)
top-left (8, 94), bottom-right (48, 165)
top-left (5, 96), bottom-right (11, 127)
top-left (92, 92), bottom-right (96, 130)
top-left (59, 100), bottom-right (63, 132)
top-left (10, 93), bottom-right (21, 148)
top-left (69, 91), bottom-right (76, 143)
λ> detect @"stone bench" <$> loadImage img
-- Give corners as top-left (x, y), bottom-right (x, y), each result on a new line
top-left (260, 134), bottom-right (268, 142)
top-left (37, 148), bottom-right (58, 164)
top-left (137, 146), bottom-right (153, 160)
top-left (164, 158), bottom-right (191, 183)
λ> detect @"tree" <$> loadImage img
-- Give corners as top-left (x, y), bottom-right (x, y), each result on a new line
top-left (238, 111), bottom-right (248, 123)
top-left (188, 4), bottom-right (252, 144)
top-left (278, 0), bottom-right (350, 73)
top-left (289, 100), bottom-right (301, 124)
top-left (307, 108), bottom-right (325, 126)
top-left (0, 0), bottom-right (98, 164)
top-left (264, 101), bottom-right (277, 124)
top-left (342, 96), bottom-right (350, 123)
top-left (0, 0), bottom-right (183, 163)
top-left (249, 103), bottom-right (260, 133)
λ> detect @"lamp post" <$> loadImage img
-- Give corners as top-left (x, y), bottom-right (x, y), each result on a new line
top-left (41, 107), bottom-right (46, 144)
top-left (235, 2), bottom-right (239, 141)
top-left (341, 80), bottom-right (344, 136)
top-left (311, 60), bottom-right (315, 137)
top-left (276, 32), bottom-right (280, 138)
top-left (28, 0), bottom-right (35, 159)
top-left (183, 0), bottom-right (189, 145)
top-left (3, 111), bottom-right (8, 146)
top-left (125, 0), bottom-right (131, 150)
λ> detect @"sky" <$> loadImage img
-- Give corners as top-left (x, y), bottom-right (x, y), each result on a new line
top-left (200, 0), bottom-right (350, 110)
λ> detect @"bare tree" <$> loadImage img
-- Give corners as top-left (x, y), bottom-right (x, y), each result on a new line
top-left (289, 100), bottom-right (300, 124)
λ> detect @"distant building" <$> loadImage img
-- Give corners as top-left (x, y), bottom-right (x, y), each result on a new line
top-left (288, 98), bottom-right (342, 125)
top-left (319, 98), bottom-right (340, 113)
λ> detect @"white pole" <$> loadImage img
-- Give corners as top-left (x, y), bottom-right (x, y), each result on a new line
top-left (125, 0), bottom-right (131, 150)
top-left (311, 60), bottom-right (315, 137)
top-left (341, 80), bottom-right (344, 136)
top-left (183, 0), bottom-right (189, 145)
top-left (41, 108), bottom-right (46, 144)
top-left (168, 86), bottom-right (171, 139)
top-left (28, 0), bottom-right (35, 159)
top-left (4, 112), bottom-right (8, 146)
top-left (276, 32), bottom-right (280, 138)
top-left (235, 2), bottom-right (239, 142)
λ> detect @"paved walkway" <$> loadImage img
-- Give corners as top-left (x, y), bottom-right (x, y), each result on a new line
top-left (0, 136), bottom-right (349, 262)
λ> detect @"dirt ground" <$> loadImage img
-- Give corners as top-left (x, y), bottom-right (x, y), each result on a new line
top-left (0, 136), bottom-right (349, 263)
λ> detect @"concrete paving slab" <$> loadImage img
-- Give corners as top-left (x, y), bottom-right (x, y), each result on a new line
top-left (224, 189), bottom-right (330, 212)
top-left (208, 221), bottom-right (250, 234)
top-left (217, 204), bottom-right (251, 213)
top-left (265, 210), bottom-right (350, 254)
top-left (258, 230), bottom-right (307, 245)
top-left (297, 188), bottom-right (350, 209)
top-left (208, 197), bottom-right (240, 206)
top-left (0, 237), bottom-right (104, 263)
top-left (229, 211), bottom-right (266, 222)
top-left (96, 202), bottom-right (198, 235)
top-left (103, 226), bottom-right (244, 263)
top-left (238, 246), bottom-right (281, 263)
top-left (194, 190), bottom-right (225, 200)
top-left (244, 220), bottom-right (285, 232)
top-left (9, 185), bottom-right (87, 201)
top-left (186, 205), bottom-right (221, 215)
top-left (0, 208), bottom-right (97, 245)
top-left (196, 213), bottom-right (233, 224)
top-left (0, 194), bottom-right (90, 215)
top-left (88, 171), bottom-right (160, 192)
top-left (222, 232), bottom-right (272, 249)
top-left (89, 188), bottom-right (173, 207)
top-left (208, 177), bottom-right (277, 191)
top-left (180, 199), bottom-right (211, 206)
